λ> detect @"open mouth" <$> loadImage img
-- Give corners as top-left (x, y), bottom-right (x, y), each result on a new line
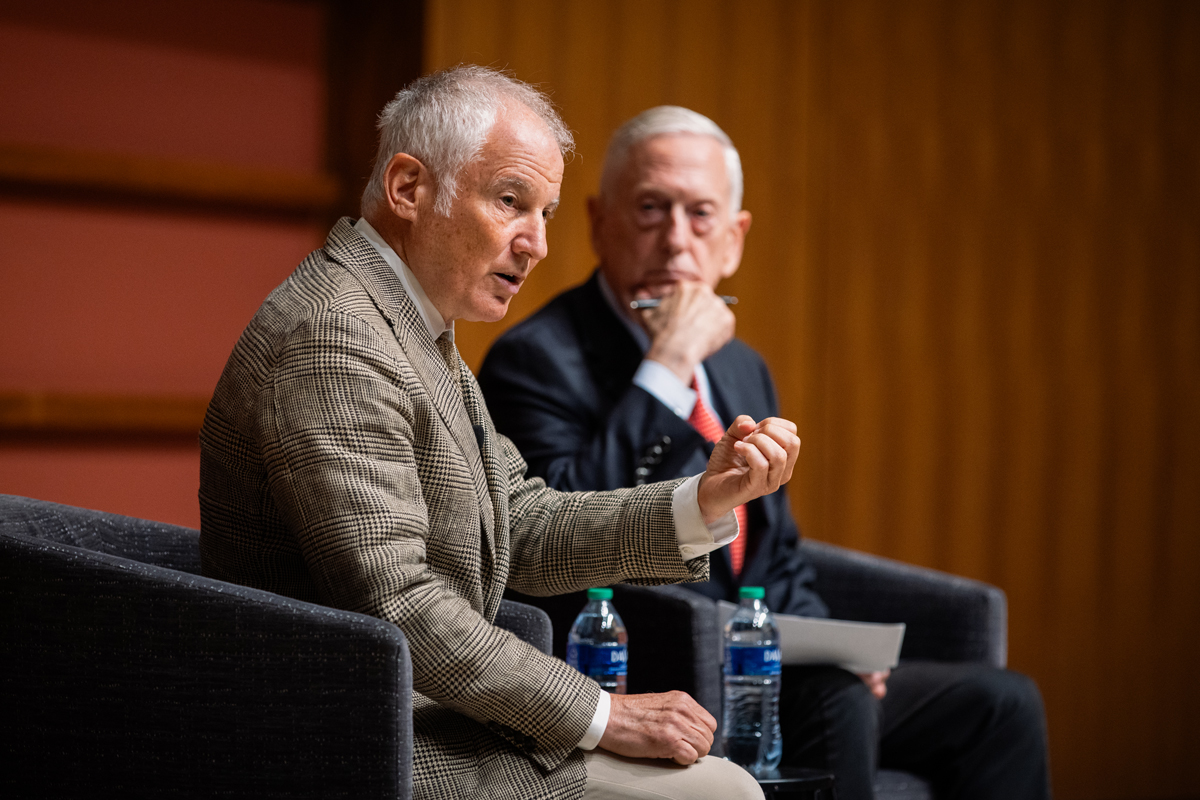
top-left (496, 272), bottom-right (521, 286)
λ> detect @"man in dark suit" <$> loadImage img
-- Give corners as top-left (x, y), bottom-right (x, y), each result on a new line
top-left (200, 73), bottom-right (805, 800)
top-left (479, 106), bottom-right (1051, 800)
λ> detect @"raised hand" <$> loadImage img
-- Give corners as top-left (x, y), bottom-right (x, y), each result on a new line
top-left (640, 281), bottom-right (737, 385)
top-left (697, 415), bottom-right (800, 524)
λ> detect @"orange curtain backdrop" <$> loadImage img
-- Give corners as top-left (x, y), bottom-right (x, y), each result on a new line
top-left (424, 1), bottom-right (1200, 798)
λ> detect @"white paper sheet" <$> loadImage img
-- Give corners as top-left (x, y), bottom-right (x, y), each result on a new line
top-left (718, 600), bottom-right (905, 673)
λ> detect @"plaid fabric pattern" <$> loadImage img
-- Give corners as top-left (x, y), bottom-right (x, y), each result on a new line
top-left (199, 218), bottom-right (709, 800)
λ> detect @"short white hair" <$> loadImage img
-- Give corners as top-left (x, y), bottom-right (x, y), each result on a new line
top-left (599, 106), bottom-right (743, 213)
top-left (361, 65), bottom-right (574, 217)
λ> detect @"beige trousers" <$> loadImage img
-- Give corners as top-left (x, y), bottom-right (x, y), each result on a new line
top-left (583, 751), bottom-right (765, 800)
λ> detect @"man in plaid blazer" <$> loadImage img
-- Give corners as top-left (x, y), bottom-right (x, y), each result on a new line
top-left (199, 68), bottom-right (797, 799)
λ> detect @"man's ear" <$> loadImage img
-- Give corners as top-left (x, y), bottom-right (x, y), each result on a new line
top-left (382, 153), bottom-right (429, 222)
top-left (720, 209), bottom-right (753, 280)
top-left (586, 195), bottom-right (607, 259)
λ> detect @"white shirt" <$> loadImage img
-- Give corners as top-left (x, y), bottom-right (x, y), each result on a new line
top-left (354, 218), bottom-right (739, 750)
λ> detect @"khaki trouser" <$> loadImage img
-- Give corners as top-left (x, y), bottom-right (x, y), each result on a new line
top-left (584, 751), bottom-right (765, 800)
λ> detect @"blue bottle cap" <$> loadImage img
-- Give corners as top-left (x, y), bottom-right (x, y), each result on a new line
top-left (587, 587), bottom-right (614, 600)
top-left (738, 586), bottom-right (766, 599)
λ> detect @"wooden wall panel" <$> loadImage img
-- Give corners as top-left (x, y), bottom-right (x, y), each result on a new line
top-left (0, 1), bottom-right (327, 528)
top-left (425, 1), bottom-right (1200, 797)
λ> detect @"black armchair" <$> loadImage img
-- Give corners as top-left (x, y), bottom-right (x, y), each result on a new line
top-left (804, 540), bottom-right (1006, 668)
top-left (0, 494), bottom-right (551, 799)
top-left (511, 539), bottom-right (1008, 800)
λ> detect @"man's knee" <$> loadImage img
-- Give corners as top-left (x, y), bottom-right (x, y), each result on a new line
top-left (702, 757), bottom-right (767, 800)
top-left (780, 664), bottom-right (882, 779)
top-left (583, 751), bottom-right (765, 800)
top-left (963, 668), bottom-right (1047, 735)
top-left (828, 668), bottom-right (883, 713)
top-left (786, 665), bottom-right (883, 738)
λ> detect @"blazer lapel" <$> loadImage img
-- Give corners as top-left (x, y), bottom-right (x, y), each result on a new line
top-left (323, 219), bottom-right (495, 550)
top-left (575, 272), bottom-right (646, 394)
top-left (407, 332), bottom-right (495, 524)
top-left (460, 375), bottom-right (503, 604)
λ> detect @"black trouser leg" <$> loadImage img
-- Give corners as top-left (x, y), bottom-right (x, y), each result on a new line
top-left (879, 662), bottom-right (1051, 800)
top-left (779, 665), bottom-right (881, 800)
top-left (778, 662), bottom-right (1051, 800)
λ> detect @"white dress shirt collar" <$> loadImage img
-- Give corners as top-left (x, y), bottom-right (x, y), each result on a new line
top-left (354, 217), bottom-right (453, 342)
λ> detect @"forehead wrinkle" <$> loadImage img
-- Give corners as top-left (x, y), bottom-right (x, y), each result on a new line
top-left (483, 146), bottom-right (562, 183)
top-left (616, 136), bottom-right (731, 210)
top-left (631, 179), bottom-right (724, 208)
top-left (492, 175), bottom-right (534, 194)
top-left (486, 172), bottom-right (561, 208)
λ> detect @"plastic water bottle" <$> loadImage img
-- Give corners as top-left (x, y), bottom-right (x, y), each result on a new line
top-left (723, 586), bottom-right (783, 774)
top-left (566, 588), bottom-right (628, 693)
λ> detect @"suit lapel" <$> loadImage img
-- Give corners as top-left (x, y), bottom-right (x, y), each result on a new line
top-left (575, 272), bottom-right (646, 393)
top-left (408, 334), bottom-right (496, 539)
top-left (322, 219), bottom-right (495, 555)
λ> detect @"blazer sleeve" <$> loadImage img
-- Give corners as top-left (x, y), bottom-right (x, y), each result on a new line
top-left (479, 322), bottom-right (708, 492)
top-left (499, 434), bottom-right (710, 595)
top-left (259, 310), bottom-right (650, 771)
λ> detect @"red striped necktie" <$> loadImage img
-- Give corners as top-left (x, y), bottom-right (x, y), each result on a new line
top-left (688, 377), bottom-right (748, 576)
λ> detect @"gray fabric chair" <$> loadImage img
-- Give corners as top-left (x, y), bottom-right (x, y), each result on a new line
top-left (512, 540), bottom-right (1008, 800)
top-left (0, 494), bottom-right (551, 799)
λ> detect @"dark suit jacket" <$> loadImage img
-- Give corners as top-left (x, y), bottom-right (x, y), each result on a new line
top-left (479, 271), bottom-right (827, 618)
top-left (200, 224), bottom-right (707, 799)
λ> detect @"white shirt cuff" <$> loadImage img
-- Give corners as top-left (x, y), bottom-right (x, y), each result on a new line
top-left (632, 359), bottom-right (697, 419)
top-left (578, 686), bottom-right (610, 750)
top-left (672, 474), bottom-right (740, 561)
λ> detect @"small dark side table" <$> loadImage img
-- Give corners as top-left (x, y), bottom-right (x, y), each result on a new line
top-left (756, 766), bottom-right (836, 799)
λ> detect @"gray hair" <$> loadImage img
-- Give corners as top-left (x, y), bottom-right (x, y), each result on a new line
top-left (599, 106), bottom-right (744, 213)
top-left (361, 65), bottom-right (575, 217)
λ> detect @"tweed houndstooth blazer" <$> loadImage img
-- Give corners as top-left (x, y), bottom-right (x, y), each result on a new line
top-left (199, 218), bottom-right (710, 799)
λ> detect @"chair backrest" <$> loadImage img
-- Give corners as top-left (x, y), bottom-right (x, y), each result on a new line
top-left (495, 598), bottom-right (554, 655)
top-left (0, 493), bottom-right (202, 574)
top-left (802, 539), bottom-right (1008, 668)
top-left (1, 495), bottom-right (414, 799)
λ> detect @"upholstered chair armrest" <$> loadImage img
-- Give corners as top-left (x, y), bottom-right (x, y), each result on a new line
top-left (801, 539), bottom-right (1008, 667)
top-left (611, 585), bottom-right (722, 717)
top-left (496, 598), bottom-right (554, 654)
top-left (0, 493), bottom-right (203, 572)
top-left (1, 532), bottom-right (413, 800)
